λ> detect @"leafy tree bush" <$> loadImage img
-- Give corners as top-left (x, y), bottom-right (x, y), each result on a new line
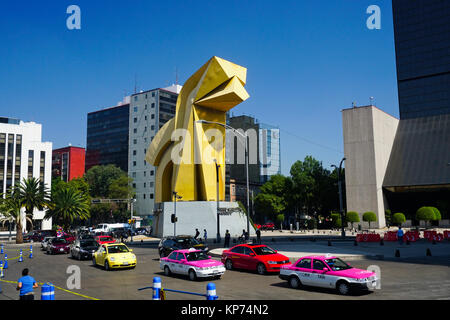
top-left (430, 207), bottom-right (441, 221)
top-left (392, 213), bottom-right (406, 226)
top-left (362, 211), bottom-right (377, 229)
top-left (385, 209), bottom-right (392, 227)
top-left (330, 212), bottom-right (342, 228)
top-left (276, 214), bottom-right (285, 228)
top-left (416, 206), bottom-right (435, 228)
top-left (346, 211), bottom-right (360, 230)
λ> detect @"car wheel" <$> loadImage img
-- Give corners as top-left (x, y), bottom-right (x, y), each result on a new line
top-left (225, 259), bottom-right (233, 270)
top-left (77, 252), bottom-right (82, 261)
top-left (104, 260), bottom-right (110, 271)
top-left (337, 281), bottom-right (350, 295)
top-left (289, 276), bottom-right (301, 289)
top-left (257, 263), bottom-right (266, 275)
top-left (188, 269), bottom-right (197, 281)
top-left (164, 266), bottom-right (171, 276)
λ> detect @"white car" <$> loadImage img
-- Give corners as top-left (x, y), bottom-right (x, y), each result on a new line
top-left (160, 248), bottom-right (226, 281)
top-left (41, 237), bottom-right (55, 251)
top-left (279, 255), bottom-right (378, 295)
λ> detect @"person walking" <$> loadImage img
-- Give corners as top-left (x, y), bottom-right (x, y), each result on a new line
top-left (397, 226), bottom-right (404, 245)
top-left (224, 230), bottom-right (231, 248)
top-left (17, 268), bottom-right (38, 300)
top-left (256, 228), bottom-right (261, 244)
top-left (194, 228), bottom-right (200, 240)
top-left (203, 229), bottom-right (207, 243)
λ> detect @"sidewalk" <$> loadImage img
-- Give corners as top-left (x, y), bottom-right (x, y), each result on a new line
top-left (209, 239), bottom-right (450, 261)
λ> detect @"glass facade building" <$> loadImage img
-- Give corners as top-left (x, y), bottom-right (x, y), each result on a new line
top-left (86, 104), bottom-right (130, 172)
top-left (393, 0), bottom-right (450, 119)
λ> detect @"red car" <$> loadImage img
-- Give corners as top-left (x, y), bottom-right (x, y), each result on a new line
top-left (262, 223), bottom-right (275, 230)
top-left (95, 235), bottom-right (116, 245)
top-left (63, 234), bottom-right (76, 243)
top-left (46, 238), bottom-right (70, 255)
top-left (221, 244), bottom-right (290, 275)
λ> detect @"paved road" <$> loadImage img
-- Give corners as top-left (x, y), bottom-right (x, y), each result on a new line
top-left (0, 244), bottom-right (449, 300)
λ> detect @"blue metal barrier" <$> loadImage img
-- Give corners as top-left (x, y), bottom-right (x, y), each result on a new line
top-left (3, 254), bottom-right (7, 269)
top-left (138, 277), bottom-right (218, 300)
top-left (29, 245), bottom-right (33, 259)
top-left (18, 249), bottom-right (23, 262)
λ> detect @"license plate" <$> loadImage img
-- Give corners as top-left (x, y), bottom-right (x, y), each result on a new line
top-left (123, 262), bottom-right (129, 265)
top-left (60, 248), bottom-right (64, 251)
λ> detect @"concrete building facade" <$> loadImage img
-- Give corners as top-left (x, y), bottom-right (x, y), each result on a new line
top-left (0, 117), bottom-right (52, 230)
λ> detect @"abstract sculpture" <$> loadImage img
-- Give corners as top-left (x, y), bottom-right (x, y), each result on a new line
top-left (145, 56), bottom-right (249, 203)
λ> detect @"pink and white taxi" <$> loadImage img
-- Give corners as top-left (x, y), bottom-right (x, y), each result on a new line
top-left (160, 248), bottom-right (226, 281)
top-left (279, 255), bottom-right (378, 295)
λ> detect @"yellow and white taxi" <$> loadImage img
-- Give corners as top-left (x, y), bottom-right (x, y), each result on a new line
top-left (92, 243), bottom-right (137, 270)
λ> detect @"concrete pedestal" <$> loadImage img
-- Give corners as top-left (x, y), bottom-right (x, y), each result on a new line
top-left (152, 201), bottom-right (255, 240)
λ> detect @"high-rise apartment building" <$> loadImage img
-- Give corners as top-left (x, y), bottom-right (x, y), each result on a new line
top-left (128, 85), bottom-right (181, 217)
top-left (0, 117), bottom-right (52, 230)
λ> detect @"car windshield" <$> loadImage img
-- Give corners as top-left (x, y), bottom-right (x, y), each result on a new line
top-left (107, 245), bottom-right (129, 254)
top-left (99, 236), bottom-right (112, 241)
top-left (81, 241), bottom-right (98, 247)
top-left (186, 251), bottom-right (209, 261)
top-left (252, 246), bottom-right (276, 255)
top-left (52, 239), bottom-right (67, 244)
top-left (176, 238), bottom-right (199, 247)
top-left (324, 258), bottom-right (352, 271)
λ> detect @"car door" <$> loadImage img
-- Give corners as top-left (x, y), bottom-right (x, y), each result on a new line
top-left (164, 251), bottom-right (179, 273)
top-left (229, 246), bottom-right (245, 268)
top-left (242, 247), bottom-right (257, 270)
top-left (311, 259), bottom-right (332, 288)
top-left (97, 246), bottom-right (107, 265)
top-left (175, 252), bottom-right (188, 275)
top-left (293, 258), bottom-right (313, 286)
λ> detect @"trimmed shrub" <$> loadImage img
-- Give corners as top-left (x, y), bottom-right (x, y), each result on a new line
top-left (392, 213), bottom-right (406, 226)
top-left (331, 213), bottom-right (342, 228)
top-left (362, 211), bottom-right (377, 229)
top-left (346, 211), bottom-right (360, 230)
top-left (416, 207), bottom-right (435, 228)
top-left (430, 207), bottom-right (441, 221)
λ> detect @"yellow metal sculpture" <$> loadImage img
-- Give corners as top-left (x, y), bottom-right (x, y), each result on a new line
top-left (145, 56), bottom-right (249, 202)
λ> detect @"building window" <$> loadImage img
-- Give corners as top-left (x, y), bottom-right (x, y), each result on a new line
top-left (14, 135), bottom-right (22, 184)
top-left (134, 117), bottom-right (137, 123)
top-left (145, 116), bottom-right (147, 121)
top-left (143, 171), bottom-right (146, 177)
top-left (134, 106), bottom-right (138, 112)
top-left (39, 151), bottom-right (45, 184)
top-left (134, 96), bottom-right (138, 101)
top-left (133, 139), bottom-right (137, 145)
top-left (144, 182), bottom-right (146, 188)
top-left (28, 150), bottom-right (34, 179)
top-left (150, 182), bottom-right (154, 188)
top-left (132, 183), bottom-right (136, 188)
top-left (151, 114), bottom-right (155, 119)
top-left (145, 105), bottom-right (147, 110)
top-left (133, 128), bottom-right (137, 134)
top-left (150, 193), bottom-right (154, 199)
top-left (151, 103), bottom-right (155, 108)
top-left (133, 161), bottom-right (136, 167)
top-left (150, 170), bottom-right (154, 176)
top-left (132, 172), bottom-right (136, 178)
top-left (143, 194), bottom-right (146, 199)
top-left (152, 92), bottom-right (155, 97)
top-left (133, 150), bottom-right (137, 156)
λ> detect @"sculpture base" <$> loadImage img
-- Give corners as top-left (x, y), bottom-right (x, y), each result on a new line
top-left (152, 201), bottom-right (255, 240)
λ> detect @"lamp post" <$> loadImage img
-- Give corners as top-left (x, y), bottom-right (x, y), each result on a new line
top-left (214, 159), bottom-right (221, 243)
top-left (331, 157), bottom-right (346, 238)
top-left (195, 120), bottom-right (250, 237)
top-left (172, 191), bottom-right (182, 237)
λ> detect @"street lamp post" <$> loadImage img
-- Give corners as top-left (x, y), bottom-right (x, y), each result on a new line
top-left (214, 159), bottom-right (221, 243)
top-left (331, 157), bottom-right (346, 238)
top-left (173, 191), bottom-right (182, 237)
top-left (195, 120), bottom-right (251, 238)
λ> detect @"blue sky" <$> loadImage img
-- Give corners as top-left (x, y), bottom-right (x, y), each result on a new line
top-left (0, 0), bottom-right (398, 176)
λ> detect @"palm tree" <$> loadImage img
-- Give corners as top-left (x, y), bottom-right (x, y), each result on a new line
top-left (1, 185), bottom-right (32, 243)
top-left (45, 187), bottom-right (90, 230)
top-left (19, 177), bottom-right (51, 231)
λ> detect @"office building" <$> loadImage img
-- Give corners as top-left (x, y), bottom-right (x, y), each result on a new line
top-left (52, 146), bottom-right (85, 182)
top-left (86, 97), bottom-right (130, 172)
top-left (128, 85), bottom-right (181, 217)
top-left (343, 0), bottom-right (450, 228)
top-left (0, 117), bottom-right (52, 230)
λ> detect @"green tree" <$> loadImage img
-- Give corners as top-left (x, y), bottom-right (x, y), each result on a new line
top-left (385, 209), bottom-right (392, 227)
top-left (346, 211), bottom-right (360, 230)
top-left (362, 211), bottom-right (377, 229)
top-left (392, 213), bottom-right (406, 226)
top-left (85, 165), bottom-right (126, 198)
top-left (45, 187), bottom-right (90, 230)
top-left (416, 206), bottom-right (435, 228)
top-left (330, 212), bottom-right (342, 228)
top-left (430, 207), bottom-right (441, 222)
top-left (19, 177), bottom-right (50, 231)
top-left (254, 174), bottom-right (288, 222)
top-left (1, 185), bottom-right (32, 244)
top-left (276, 214), bottom-right (285, 227)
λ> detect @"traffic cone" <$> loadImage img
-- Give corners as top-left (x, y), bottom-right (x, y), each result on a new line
top-left (19, 249), bottom-right (23, 262)
top-left (0, 261), bottom-right (4, 278)
top-left (29, 245), bottom-right (33, 259)
top-left (3, 254), bottom-right (8, 269)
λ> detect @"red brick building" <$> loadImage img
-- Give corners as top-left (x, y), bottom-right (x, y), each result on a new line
top-left (52, 146), bottom-right (85, 181)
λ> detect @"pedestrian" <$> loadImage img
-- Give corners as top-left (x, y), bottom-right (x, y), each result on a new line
top-left (203, 229), bottom-right (207, 243)
top-left (256, 228), bottom-right (261, 244)
top-left (224, 230), bottom-right (231, 248)
top-left (194, 228), bottom-right (200, 239)
top-left (397, 226), bottom-right (404, 245)
top-left (17, 268), bottom-right (38, 300)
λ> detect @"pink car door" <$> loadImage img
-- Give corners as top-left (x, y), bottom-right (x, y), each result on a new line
top-left (312, 259), bottom-right (332, 288)
top-left (294, 258), bottom-right (313, 286)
